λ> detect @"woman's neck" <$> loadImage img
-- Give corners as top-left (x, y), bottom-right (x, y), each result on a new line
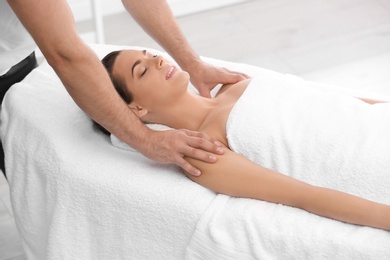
top-left (147, 91), bottom-right (218, 131)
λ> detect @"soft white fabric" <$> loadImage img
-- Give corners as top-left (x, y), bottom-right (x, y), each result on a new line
top-left (186, 194), bottom-right (390, 259)
top-left (0, 46), bottom-right (216, 260)
top-left (0, 0), bottom-right (36, 74)
top-left (185, 76), bottom-right (390, 259)
top-left (228, 77), bottom-right (390, 203)
top-left (1, 43), bottom-right (390, 260)
top-left (111, 124), bottom-right (172, 152)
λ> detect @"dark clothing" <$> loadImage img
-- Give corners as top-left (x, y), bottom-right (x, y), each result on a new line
top-left (0, 52), bottom-right (38, 178)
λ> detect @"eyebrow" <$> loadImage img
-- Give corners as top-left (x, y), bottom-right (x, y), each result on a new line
top-left (131, 50), bottom-right (147, 78)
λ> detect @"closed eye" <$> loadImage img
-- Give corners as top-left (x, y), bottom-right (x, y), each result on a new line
top-left (132, 50), bottom-right (147, 78)
top-left (140, 67), bottom-right (147, 77)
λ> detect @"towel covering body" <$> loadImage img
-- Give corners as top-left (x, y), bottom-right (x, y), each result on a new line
top-left (185, 76), bottom-right (390, 260)
top-left (227, 77), bottom-right (390, 204)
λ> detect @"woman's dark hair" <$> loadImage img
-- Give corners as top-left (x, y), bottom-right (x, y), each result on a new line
top-left (93, 50), bottom-right (134, 136)
top-left (102, 50), bottom-right (133, 104)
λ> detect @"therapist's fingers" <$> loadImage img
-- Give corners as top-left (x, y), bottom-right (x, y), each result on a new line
top-left (175, 157), bottom-right (203, 177)
top-left (191, 64), bottom-right (250, 98)
top-left (181, 129), bottom-right (224, 154)
top-left (176, 129), bottom-right (225, 176)
top-left (146, 129), bottom-right (224, 176)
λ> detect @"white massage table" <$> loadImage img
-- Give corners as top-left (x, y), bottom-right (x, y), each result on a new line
top-left (2, 44), bottom-right (390, 260)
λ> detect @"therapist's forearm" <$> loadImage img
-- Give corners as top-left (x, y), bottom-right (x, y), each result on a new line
top-left (122, 0), bottom-right (201, 72)
top-left (49, 44), bottom-right (149, 151)
top-left (8, 0), bottom-right (149, 151)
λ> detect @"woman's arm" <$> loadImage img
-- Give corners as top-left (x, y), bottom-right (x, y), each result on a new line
top-left (185, 148), bottom-right (390, 230)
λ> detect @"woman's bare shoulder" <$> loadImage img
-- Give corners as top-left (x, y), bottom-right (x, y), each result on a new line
top-left (215, 78), bottom-right (252, 97)
top-left (199, 78), bottom-right (252, 147)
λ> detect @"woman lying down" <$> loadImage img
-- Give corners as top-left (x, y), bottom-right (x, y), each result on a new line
top-left (97, 49), bottom-right (390, 231)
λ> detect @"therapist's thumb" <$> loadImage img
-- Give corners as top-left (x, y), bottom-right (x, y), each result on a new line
top-left (198, 85), bottom-right (212, 98)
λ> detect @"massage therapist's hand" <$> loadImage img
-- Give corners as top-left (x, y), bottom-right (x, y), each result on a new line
top-left (188, 61), bottom-right (250, 98)
top-left (145, 129), bottom-right (224, 176)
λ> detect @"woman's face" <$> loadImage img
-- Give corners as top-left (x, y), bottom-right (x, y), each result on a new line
top-left (112, 49), bottom-right (190, 112)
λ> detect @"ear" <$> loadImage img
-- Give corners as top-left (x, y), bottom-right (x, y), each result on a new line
top-left (129, 104), bottom-right (148, 119)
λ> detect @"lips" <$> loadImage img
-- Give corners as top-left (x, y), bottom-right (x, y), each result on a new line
top-left (165, 65), bottom-right (177, 80)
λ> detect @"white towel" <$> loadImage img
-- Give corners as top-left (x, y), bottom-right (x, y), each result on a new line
top-left (186, 194), bottom-right (390, 260)
top-left (185, 76), bottom-right (390, 259)
top-left (227, 76), bottom-right (390, 204)
top-left (111, 124), bottom-right (172, 152)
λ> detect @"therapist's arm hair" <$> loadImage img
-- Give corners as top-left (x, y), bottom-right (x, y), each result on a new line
top-left (185, 147), bottom-right (390, 230)
top-left (7, 0), bottom-right (150, 150)
top-left (7, 0), bottom-right (223, 176)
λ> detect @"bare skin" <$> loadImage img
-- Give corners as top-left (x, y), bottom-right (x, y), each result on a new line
top-left (113, 49), bottom-right (390, 230)
top-left (6, 0), bottom-right (251, 176)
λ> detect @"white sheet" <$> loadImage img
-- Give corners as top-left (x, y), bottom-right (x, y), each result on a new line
top-left (1, 44), bottom-right (389, 259)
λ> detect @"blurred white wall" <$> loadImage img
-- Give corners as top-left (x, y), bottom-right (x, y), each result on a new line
top-left (67, 0), bottom-right (247, 22)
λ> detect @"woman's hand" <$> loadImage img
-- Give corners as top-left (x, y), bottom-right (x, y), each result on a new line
top-left (143, 129), bottom-right (225, 176)
top-left (187, 61), bottom-right (250, 98)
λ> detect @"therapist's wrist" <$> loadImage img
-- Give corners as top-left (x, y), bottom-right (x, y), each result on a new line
top-left (136, 128), bottom-right (169, 163)
top-left (175, 51), bottom-right (202, 74)
top-left (126, 124), bottom-right (153, 154)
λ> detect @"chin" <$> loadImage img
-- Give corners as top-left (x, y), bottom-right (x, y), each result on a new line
top-left (179, 70), bottom-right (190, 80)
top-left (174, 70), bottom-right (190, 88)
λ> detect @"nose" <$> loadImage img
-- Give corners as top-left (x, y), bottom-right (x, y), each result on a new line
top-left (153, 55), bottom-right (163, 69)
